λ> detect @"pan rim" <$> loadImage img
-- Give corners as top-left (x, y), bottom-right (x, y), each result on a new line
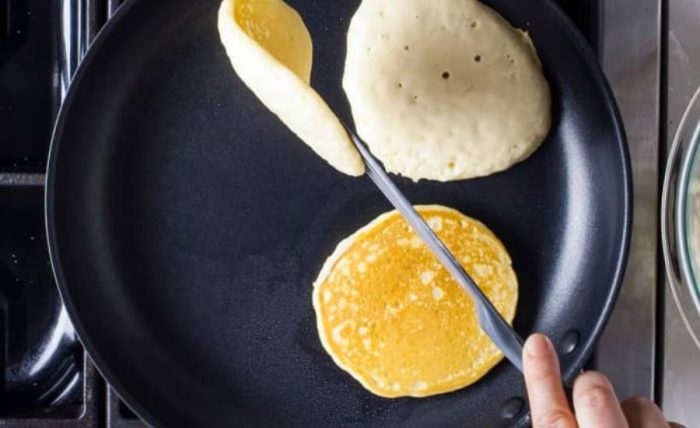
top-left (45, 1), bottom-right (167, 425)
top-left (534, 0), bottom-right (632, 386)
top-left (44, 0), bottom-right (632, 425)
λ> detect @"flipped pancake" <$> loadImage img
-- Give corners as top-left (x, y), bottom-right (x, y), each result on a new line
top-left (343, 0), bottom-right (551, 181)
top-left (313, 205), bottom-right (518, 397)
top-left (217, 0), bottom-right (364, 176)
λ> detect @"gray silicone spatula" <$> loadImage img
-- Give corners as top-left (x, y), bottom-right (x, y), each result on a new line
top-left (346, 126), bottom-right (524, 372)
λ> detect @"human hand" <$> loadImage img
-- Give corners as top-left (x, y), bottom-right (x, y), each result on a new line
top-left (523, 334), bottom-right (680, 428)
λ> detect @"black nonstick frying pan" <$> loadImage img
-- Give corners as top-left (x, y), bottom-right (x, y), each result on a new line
top-left (46, 0), bottom-right (631, 426)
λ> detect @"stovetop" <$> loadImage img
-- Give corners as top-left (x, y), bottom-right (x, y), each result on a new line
top-left (0, 0), bottom-right (673, 426)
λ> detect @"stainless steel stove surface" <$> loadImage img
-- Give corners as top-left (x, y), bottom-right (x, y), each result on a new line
top-left (0, 0), bottom-right (683, 426)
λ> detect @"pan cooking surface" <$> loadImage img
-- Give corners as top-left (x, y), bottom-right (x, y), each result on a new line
top-left (46, 0), bottom-right (630, 426)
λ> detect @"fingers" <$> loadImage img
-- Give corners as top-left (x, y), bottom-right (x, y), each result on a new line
top-left (523, 334), bottom-right (576, 428)
top-left (523, 334), bottom-right (675, 428)
top-left (621, 396), bottom-right (671, 428)
top-left (573, 371), bottom-right (629, 427)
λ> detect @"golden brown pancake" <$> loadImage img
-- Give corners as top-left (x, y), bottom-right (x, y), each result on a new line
top-left (313, 205), bottom-right (518, 397)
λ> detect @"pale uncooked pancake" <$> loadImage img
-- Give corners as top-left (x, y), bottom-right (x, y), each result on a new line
top-left (217, 0), bottom-right (364, 176)
top-left (343, 0), bottom-right (551, 181)
top-left (313, 205), bottom-right (518, 397)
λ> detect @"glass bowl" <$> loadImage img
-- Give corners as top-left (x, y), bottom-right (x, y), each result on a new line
top-left (662, 85), bottom-right (700, 350)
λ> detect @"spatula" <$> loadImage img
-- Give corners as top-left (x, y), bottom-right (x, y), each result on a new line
top-left (346, 126), bottom-right (524, 372)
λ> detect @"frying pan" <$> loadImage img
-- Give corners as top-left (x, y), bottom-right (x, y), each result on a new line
top-left (45, 0), bottom-right (631, 426)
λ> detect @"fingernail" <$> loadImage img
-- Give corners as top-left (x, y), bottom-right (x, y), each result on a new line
top-left (525, 334), bottom-right (552, 357)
